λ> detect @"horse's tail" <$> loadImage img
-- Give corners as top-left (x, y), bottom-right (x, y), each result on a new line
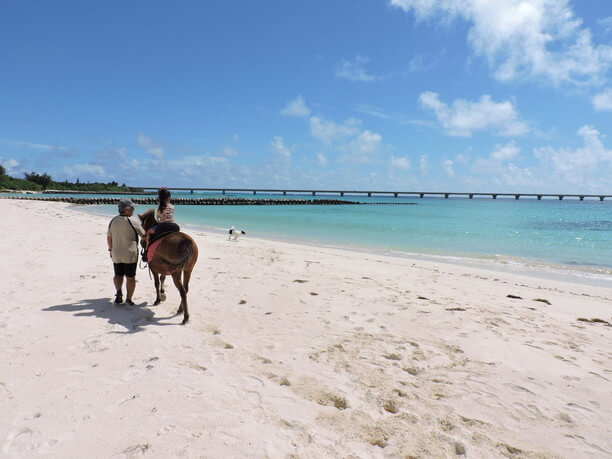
top-left (154, 234), bottom-right (197, 270)
top-left (175, 236), bottom-right (196, 267)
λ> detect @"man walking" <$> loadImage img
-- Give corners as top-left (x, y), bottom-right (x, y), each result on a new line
top-left (107, 198), bottom-right (146, 305)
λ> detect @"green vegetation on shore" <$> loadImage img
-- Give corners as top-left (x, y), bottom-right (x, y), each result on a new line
top-left (0, 166), bottom-right (142, 192)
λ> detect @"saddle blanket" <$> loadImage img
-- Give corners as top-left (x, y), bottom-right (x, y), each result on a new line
top-left (148, 237), bottom-right (165, 263)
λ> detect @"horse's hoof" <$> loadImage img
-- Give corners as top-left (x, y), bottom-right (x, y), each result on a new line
top-left (160, 292), bottom-right (166, 301)
top-left (153, 300), bottom-right (161, 306)
top-left (182, 316), bottom-right (189, 325)
top-left (177, 307), bottom-right (183, 314)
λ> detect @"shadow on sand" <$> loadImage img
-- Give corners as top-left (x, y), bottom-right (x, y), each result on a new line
top-left (43, 297), bottom-right (179, 334)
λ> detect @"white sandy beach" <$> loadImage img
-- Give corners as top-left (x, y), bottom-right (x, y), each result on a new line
top-left (0, 199), bottom-right (610, 458)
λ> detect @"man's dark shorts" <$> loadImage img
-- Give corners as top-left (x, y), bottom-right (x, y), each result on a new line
top-left (113, 262), bottom-right (137, 277)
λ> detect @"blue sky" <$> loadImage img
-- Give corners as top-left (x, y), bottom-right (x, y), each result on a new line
top-left (1, 0), bottom-right (611, 193)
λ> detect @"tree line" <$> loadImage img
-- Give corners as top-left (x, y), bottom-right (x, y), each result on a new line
top-left (0, 165), bottom-right (141, 192)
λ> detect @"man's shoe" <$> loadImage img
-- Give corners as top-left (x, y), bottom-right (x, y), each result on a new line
top-left (125, 299), bottom-right (135, 306)
top-left (114, 294), bottom-right (123, 304)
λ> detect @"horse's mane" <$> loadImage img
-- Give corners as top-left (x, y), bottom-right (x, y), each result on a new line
top-left (139, 208), bottom-right (156, 230)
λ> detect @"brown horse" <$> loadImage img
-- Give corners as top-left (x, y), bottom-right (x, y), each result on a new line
top-left (139, 209), bottom-right (198, 324)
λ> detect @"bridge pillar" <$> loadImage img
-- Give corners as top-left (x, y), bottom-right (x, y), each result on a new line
top-left (283, 191), bottom-right (286, 196)
top-left (492, 194), bottom-right (497, 199)
top-left (367, 192), bottom-right (371, 197)
top-left (312, 191), bottom-right (316, 196)
top-left (444, 194), bottom-right (449, 199)
top-left (600, 196), bottom-right (605, 201)
top-left (537, 195), bottom-right (542, 200)
top-left (394, 193), bottom-right (398, 198)
top-left (340, 192), bottom-right (344, 197)
top-left (558, 195), bottom-right (564, 200)
top-left (190, 190), bottom-right (194, 194)
top-left (515, 195), bottom-right (520, 200)
top-left (222, 190), bottom-right (226, 195)
top-left (579, 196), bottom-right (584, 201)
top-left (419, 193), bottom-right (424, 198)
top-left (469, 194), bottom-right (473, 199)
top-left (253, 191), bottom-right (256, 195)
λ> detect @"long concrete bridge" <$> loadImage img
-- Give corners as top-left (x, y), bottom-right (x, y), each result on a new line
top-left (130, 188), bottom-right (610, 201)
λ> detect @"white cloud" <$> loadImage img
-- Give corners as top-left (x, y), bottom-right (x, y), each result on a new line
top-left (166, 155), bottom-right (229, 169)
top-left (356, 104), bottom-right (434, 127)
top-left (472, 140), bottom-right (522, 174)
top-left (16, 141), bottom-right (67, 151)
top-left (0, 157), bottom-right (20, 175)
top-left (419, 154), bottom-right (429, 174)
top-left (442, 159), bottom-right (455, 177)
top-left (598, 17), bottom-right (612, 34)
top-left (317, 152), bottom-right (328, 166)
top-left (308, 114), bottom-right (389, 164)
top-left (221, 146), bottom-right (239, 156)
top-left (534, 125), bottom-right (612, 179)
top-left (491, 141), bottom-right (521, 162)
top-left (270, 136), bottom-right (292, 158)
top-left (63, 164), bottom-right (107, 179)
top-left (281, 95), bottom-right (311, 117)
top-left (346, 130), bottom-right (383, 163)
top-left (419, 91), bottom-right (528, 136)
top-left (310, 116), bottom-right (360, 144)
top-left (592, 88), bottom-right (612, 111)
top-left (95, 147), bottom-right (127, 163)
top-left (138, 133), bottom-right (165, 159)
top-left (389, 155), bottom-right (411, 170)
top-left (335, 55), bottom-right (379, 82)
top-left (391, 0), bottom-right (612, 87)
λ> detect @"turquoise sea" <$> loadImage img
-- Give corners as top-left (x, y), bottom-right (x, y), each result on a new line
top-left (7, 192), bottom-right (612, 281)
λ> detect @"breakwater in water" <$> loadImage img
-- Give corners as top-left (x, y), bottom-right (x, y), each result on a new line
top-left (1, 195), bottom-right (417, 205)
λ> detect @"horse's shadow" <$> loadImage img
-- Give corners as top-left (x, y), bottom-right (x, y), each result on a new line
top-left (43, 298), bottom-right (179, 334)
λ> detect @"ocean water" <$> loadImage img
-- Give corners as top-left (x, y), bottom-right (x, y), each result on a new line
top-left (58, 192), bottom-right (612, 279)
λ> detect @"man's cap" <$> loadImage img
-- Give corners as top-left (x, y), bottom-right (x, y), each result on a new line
top-left (118, 198), bottom-right (136, 213)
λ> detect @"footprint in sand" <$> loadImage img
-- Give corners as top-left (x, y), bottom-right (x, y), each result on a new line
top-left (3, 427), bottom-right (34, 454)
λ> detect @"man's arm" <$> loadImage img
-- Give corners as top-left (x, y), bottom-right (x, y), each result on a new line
top-left (131, 217), bottom-right (146, 238)
top-left (107, 235), bottom-right (113, 257)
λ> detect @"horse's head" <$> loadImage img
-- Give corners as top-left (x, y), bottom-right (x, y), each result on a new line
top-left (138, 209), bottom-right (157, 231)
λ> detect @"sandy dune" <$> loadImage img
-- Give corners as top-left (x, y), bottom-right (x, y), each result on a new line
top-left (1, 199), bottom-right (610, 458)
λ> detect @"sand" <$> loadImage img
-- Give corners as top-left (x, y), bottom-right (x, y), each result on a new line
top-left (0, 199), bottom-right (610, 458)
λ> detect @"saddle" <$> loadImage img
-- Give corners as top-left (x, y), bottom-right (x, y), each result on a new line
top-left (151, 222), bottom-right (180, 245)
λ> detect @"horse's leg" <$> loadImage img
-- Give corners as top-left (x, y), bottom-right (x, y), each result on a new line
top-left (153, 272), bottom-right (161, 305)
top-left (171, 271), bottom-right (188, 324)
top-left (181, 268), bottom-right (192, 323)
top-left (160, 274), bottom-right (166, 301)
top-left (183, 269), bottom-right (192, 293)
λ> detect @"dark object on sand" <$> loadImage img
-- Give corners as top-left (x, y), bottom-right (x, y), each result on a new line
top-left (507, 294), bottom-right (523, 299)
top-left (577, 317), bottom-right (611, 326)
top-left (533, 298), bottom-right (551, 305)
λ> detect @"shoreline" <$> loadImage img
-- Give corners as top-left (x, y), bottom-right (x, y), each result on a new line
top-left (78, 203), bottom-right (612, 288)
top-left (2, 199), bottom-right (611, 457)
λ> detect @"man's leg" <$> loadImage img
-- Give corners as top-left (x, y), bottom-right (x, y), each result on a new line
top-left (126, 276), bottom-right (136, 303)
top-left (125, 263), bottom-right (138, 304)
top-left (113, 263), bottom-right (125, 303)
top-left (113, 275), bottom-right (124, 292)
